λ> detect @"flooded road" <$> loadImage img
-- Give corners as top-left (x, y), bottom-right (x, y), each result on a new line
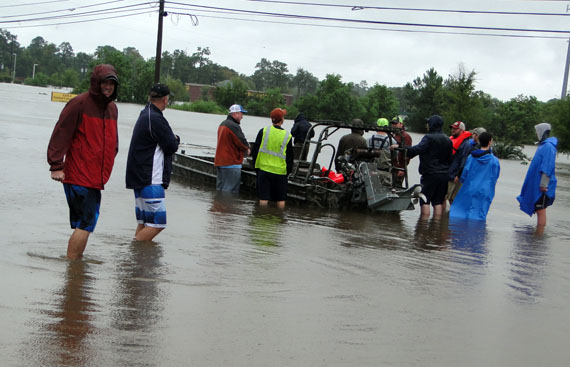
top-left (1, 83), bottom-right (570, 366)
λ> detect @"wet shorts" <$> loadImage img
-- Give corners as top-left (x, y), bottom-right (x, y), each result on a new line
top-left (256, 170), bottom-right (288, 202)
top-left (420, 173), bottom-right (448, 206)
top-left (63, 183), bottom-right (101, 232)
top-left (134, 185), bottom-right (166, 228)
top-left (534, 193), bottom-right (554, 211)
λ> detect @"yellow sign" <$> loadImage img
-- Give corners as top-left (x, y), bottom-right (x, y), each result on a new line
top-left (51, 92), bottom-right (77, 103)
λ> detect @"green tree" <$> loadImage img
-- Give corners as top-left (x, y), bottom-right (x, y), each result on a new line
top-left (290, 67), bottom-right (318, 99)
top-left (352, 80), bottom-right (369, 97)
top-left (295, 93), bottom-right (320, 121)
top-left (0, 28), bottom-right (21, 79)
top-left (543, 97), bottom-right (570, 153)
top-left (404, 68), bottom-right (445, 132)
top-left (162, 75), bottom-right (189, 103)
top-left (442, 65), bottom-right (477, 124)
top-left (360, 84), bottom-right (400, 124)
top-left (495, 95), bottom-right (542, 145)
top-left (57, 41), bottom-right (74, 68)
top-left (312, 74), bottom-right (364, 122)
top-left (214, 77), bottom-right (248, 109)
top-left (245, 87), bottom-right (285, 116)
top-left (252, 58), bottom-right (290, 91)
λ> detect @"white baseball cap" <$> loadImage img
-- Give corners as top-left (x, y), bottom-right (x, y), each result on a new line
top-left (229, 104), bottom-right (247, 113)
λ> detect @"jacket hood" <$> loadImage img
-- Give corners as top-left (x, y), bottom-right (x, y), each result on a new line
top-left (471, 149), bottom-right (493, 163)
top-left (541, 136), bottom-right (558, 148)
top-left (427, 115), bottom-right (443, 133)
top-left (535, 122), bottom-right (551, 142)
top-left (89, 64), bottom-right (118, 103)
top-left (294, 113), bottom-right (307, 123)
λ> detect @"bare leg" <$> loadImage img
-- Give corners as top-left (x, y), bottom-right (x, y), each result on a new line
top-left (67, 228), bottom-right (90, 260)
top-left (135, 223), bottom-right (145, 237)
top-left (135, 226), bottom-right (164, 242)
top-left (276, 201), bottom-right (285, 209)
top-left (536, 209), bottom-right (547, 227)
top-left (420, 204), bottom-right (430, 219)
top-left (433, 204), bottom-right (443, 217)
top-left (259, 200), bottom-right (269, 206)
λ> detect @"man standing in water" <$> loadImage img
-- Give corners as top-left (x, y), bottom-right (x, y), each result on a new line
top-left (517, 123), bottom-right (558, 227)
top-left (392, 115), bottom-right (452, 218)
top-left (445, 121), bottom-right (472, 209)
top-left (390, 116), bottom-right (412, 187)
top-left (126, 84), bottom-right (180, 242)
top-left (450, 132), bottom-right (500, 221)
top-left (214, 104), bottom-right (250, 193)
top-left (47, 64), bottom-right (119, 260)
top-left (251, 108), bottom-right (293, 209)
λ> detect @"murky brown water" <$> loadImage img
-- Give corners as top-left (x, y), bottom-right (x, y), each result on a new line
top-left (2, 83), bottom-right (570, 366)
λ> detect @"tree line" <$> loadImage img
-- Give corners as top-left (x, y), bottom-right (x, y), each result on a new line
top-left (1, 28), bottom-right (568, 154)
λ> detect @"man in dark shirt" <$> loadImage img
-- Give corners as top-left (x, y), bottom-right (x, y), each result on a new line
top-left (126, 83), bottom-right (180, 242)
top-left (335, 120), bottom-right (368, 171)
top-left (390, 116), bottom-right (412, 187)
top-left (291, 113), bottom-right (314, 160)
top-left (393, 115), bottom-right (452, 218)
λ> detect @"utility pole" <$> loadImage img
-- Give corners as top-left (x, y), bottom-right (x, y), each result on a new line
top-left (11, 53), bottom-right (16, 83)
top-left (154, 0), bottom-right (165, 84)
top-left (33, 63), bottom-right (38, 79)
top-left (562, 37), bottom-right (570, 99)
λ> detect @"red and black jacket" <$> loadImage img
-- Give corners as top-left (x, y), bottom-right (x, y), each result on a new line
top-left (47, 64), bottom-right (119, 190)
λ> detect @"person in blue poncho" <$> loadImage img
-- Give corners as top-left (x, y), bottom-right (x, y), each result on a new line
top-left (450, 132), bottom-right (500, 220)
top-left (516, 123), bottom-right (558, 227)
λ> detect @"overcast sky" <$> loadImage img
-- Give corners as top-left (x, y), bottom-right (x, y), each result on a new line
top-left (2, 0), bottom-right (569, 101)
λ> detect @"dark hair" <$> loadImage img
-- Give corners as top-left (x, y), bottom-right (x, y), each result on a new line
top-left (478, 132), bottom-right (492, 148)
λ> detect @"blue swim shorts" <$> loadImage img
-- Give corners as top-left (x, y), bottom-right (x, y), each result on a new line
top-left (63, 183), bottom-right (101, 232)
top-left (134, 185), bottom-right (167, 228)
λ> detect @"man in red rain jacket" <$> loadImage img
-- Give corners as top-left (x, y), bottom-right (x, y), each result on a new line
top-left (47, 64), bottom-right (119, 259)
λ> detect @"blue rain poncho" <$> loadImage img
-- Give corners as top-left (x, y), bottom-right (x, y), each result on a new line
top-left (516, 136), bottom-right (558, 216)
top-left (449, 149), bottom-right (500, 220)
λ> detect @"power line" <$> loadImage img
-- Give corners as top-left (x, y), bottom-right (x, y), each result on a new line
top-left (245, 0), bottom-right (570, 17)
top-left (167, 2), bottom-right (570, 34)
top-left (167, 8), bottom-right (569, 40)
top-left (0, 0), bottom-right (70, 8)
top-left (2, 10), bottom-right (153, 29)
top-left (0, 2), bottom-right (154, 24)
top-left (0, 0), bottom-right (127, 19)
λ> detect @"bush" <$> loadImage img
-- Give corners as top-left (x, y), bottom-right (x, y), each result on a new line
top-left (492, 140), bottom-right (528, 160)
top-left (170, 100), bottom-right (226, 114)
top-left (284, 105), bottom-right (298, 120)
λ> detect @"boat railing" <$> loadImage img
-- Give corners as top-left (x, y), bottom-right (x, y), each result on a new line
top-left (290, 119), bottom-right (413, 190)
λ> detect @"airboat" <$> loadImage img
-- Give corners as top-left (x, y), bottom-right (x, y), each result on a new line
top-left (172, 119), bottom-right (423, 211)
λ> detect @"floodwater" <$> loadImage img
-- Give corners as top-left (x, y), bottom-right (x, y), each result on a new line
top-left (1, 83), bottom-right (570, 367)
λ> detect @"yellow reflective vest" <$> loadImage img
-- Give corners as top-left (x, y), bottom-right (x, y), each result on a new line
top-left (254, 125), bottom-right (292, 175)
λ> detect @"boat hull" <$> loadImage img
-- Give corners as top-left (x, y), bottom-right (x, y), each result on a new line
top-left (172, 153), bottom-right (419, 212)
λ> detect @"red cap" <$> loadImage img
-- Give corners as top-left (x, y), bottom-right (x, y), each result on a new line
top-left (270, 108), bottom-right (287, 123)
top-left (450, 121), bottom-right (465, 130)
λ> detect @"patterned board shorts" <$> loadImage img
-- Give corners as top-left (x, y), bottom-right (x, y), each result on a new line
top-left (134, 185), bottom-right (166, 228)
top-left (63, 184), bottom-right (101, 232)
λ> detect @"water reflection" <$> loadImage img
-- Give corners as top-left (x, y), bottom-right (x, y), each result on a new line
top-left (209, 191), bottom-right (243, 215)
top-left (24, 261), bottom-right (96, 366)
top-left (335, 211), bottom-right (410, 250)
top-left (110, 241), bottom-right (165, 364)
top-left (507, 225), bottom-right (549, 303)
top-left (248, 206), bottom-right (286, 247)
top-left (448, 217), bottom-right (488, 265)
top-left (412, 216), bottom-right (451, 251)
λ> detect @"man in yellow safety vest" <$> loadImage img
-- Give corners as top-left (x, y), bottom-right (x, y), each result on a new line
top-left (251, 108), bottom-right (294, 209)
